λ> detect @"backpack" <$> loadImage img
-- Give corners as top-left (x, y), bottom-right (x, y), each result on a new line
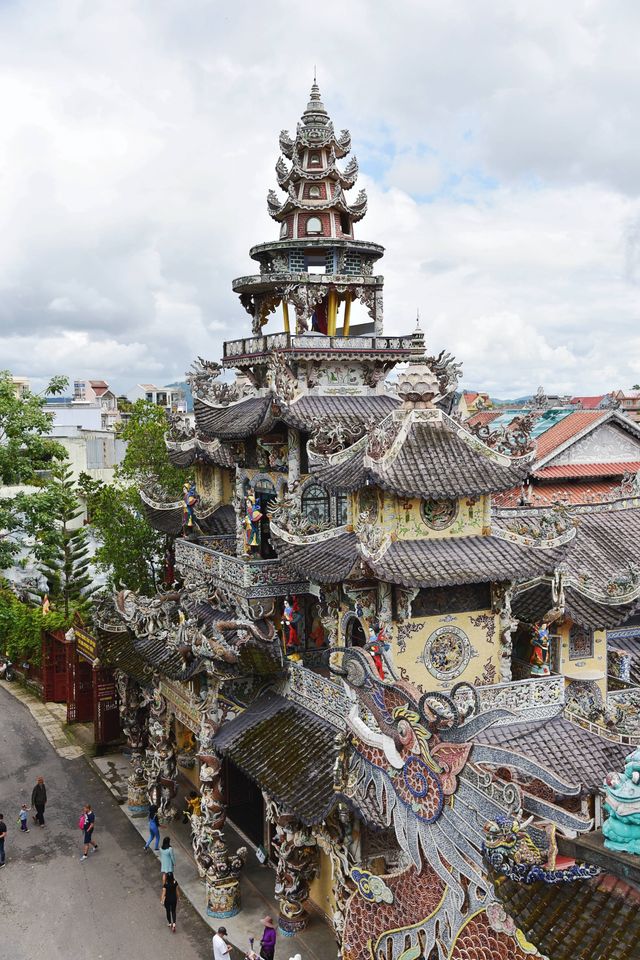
top-left (78, 813), bottom-right (86, 830)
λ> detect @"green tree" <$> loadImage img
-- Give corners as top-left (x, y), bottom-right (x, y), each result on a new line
top-left (77, 400), bottom-right (185, 595)
top-left (79, 476), bottom-right (165, 595)
top-left (0, 371), bottom-right (69, 571)
top-left (116, 400), bottom-right (185, 495)
top-left (19, 462), bottom-right (96, 616)
top-left (0, 371), bottom-right (68, 484)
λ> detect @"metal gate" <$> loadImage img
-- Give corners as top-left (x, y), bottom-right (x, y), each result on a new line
top-left (42, 630), bottom-right (70, 703)
top-left (67, 654), bottom-right (94, 724)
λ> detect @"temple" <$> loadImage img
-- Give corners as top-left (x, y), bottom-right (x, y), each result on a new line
top-left (97, 82), bottom-right (640, 959)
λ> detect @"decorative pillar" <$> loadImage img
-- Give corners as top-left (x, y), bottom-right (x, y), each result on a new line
top-left (327, 288), bottom-right (338, 336)
top-left (145, 681), bottom-right (179, 821)
top-left (492, 583), bottom-right (517, 684)
top-left (191, 679), bottom-right (246, 918)
top-left (287, 428), bottom-right (300, 491)
top-left (212, 467), bottom-right (223, 506)
top-left (114, 670), bottom-right (151, 816)
top-left (315, 804), bottom-right (360, 951)
top-left (266, 800), bottom-right (319, 937)
top-left (282, 300), bottom-right (290, 334)
top-left (342, 294), bottom-right (352, 336)
top-left (374, 289), bottom-right (384, 336)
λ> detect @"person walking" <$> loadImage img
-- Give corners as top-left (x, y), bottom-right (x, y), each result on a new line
top-left (258, 916), bottom-right (277, 960)
top-left (212, 926), bottom-right (231, 960)
top-left (159, 836), bottom-right (176, 877)
top-left (160, 871), bottom-right (179, 932)
top-left (144, 801), bottom-right (160, 852)
top-left (18, 804), bottom-right (29, 833)
top-left (80, 803), bottom-right (98, 861)
top-left (0, 813), bottom-right (6, 867)
top-left (31, 776), bottom-right (47, 827)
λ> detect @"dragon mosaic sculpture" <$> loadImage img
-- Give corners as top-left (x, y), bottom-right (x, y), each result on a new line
top-left (332, 647), bottom-right (595, 960)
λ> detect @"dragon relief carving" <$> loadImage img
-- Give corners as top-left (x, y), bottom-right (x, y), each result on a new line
top-left (426, 349), bottom-right (463, 396)
top-left (166, 411), bottom-right (194, 443)
top-left (308, 416), bottom-right (372, 456)
top-left (331, 646), bottom-right (593, 960)
top-left (268, 349), bottom-right (299, 404)
top-left (268, 493), bottom-right (334, 536)
top-left (187, 356), bottom-right (254, 405)
top-left (472, 411), bottom-right (538, 457)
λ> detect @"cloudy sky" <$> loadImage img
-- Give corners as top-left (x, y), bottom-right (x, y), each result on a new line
top-left (1, 0), bottom-right (639, 397)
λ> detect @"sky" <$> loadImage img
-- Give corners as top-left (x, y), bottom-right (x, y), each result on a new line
top-left (1, 0), bottom-right (639, 397)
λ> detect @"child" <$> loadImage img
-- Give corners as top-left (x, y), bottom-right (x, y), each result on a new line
top-left (18, 804), bottom-right (29, 833)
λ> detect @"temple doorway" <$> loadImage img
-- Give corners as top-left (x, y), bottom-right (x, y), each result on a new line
top-left (224, 757), bottom-right (266, 848)
top-left (344, 612), bottom-right (367, 648)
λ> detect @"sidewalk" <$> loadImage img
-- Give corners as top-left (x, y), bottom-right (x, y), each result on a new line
top-left (1, 679), bottom-right (336, 960)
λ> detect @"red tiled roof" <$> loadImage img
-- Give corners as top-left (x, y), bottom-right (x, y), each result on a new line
top-left (569, 395), bottom-right (605, 409)
top-left (494, 480), bottom-right (618, 507)
top-left (533, 460), bottom-right (640, 480)
top-left (463, 391), bottom-right (479, 401)
top-left (534, 410), bottom-right (605, 461)
top-left (466, 410), bottom-right (500, 428)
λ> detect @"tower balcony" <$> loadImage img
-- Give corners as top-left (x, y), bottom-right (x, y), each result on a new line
top-left (222, 329), bottom-right (418, 367)
top-left (174, 537), bottom-right (311, 600)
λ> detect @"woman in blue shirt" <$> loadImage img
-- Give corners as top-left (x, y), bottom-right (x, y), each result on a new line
top-left (160, 835), bottom-right (176, 877)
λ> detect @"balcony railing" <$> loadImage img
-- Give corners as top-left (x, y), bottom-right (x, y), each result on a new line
top-left (174, 538), bottom-right (310, 598)
top-left (223, 331), bottom-right (416, 360)
top-left (474, 675), bottom-right (565, 723)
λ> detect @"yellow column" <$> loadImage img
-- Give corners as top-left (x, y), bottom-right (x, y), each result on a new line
top-left (282, 300), bottom-right (290, 334)
top-left (327, 288), bottom-right (338, 336)
top-left (342, 294), bottom-right (352, 337)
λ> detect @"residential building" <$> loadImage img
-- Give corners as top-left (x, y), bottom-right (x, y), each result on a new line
top-left (129, 383), bottom-right (187, 413)
top-left (614, 388), bottom-right (640, 423)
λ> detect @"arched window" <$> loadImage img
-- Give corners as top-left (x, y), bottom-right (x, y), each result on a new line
top-left (280, 221), bottom-right (288, 239)
top-left (309, 152), bottom-right (321, 165)
top-left (301, 483), bottom-right (330, 525)
top-left (308, 185), bottom-right (321, 199)
top-left (306, 216), bottom-right (322, 235)
top-left (340, 212), bottom-right (351, 234)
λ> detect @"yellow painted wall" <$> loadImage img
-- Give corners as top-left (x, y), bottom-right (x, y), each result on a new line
top-left (393, 609), bottom-right (501, 692)
top-left (350, 488), bottom-right (490, 540)
top-left (308, 850), bottom-right (335, 921)
top-left (557, 620), bottom-right (607, 698)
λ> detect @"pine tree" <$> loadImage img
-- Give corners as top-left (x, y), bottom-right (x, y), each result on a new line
top-left (21, 462), bottom-right (96, 616)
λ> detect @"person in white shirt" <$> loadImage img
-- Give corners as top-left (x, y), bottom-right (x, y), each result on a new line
top-left (212, 926), bottom-right (231, 960)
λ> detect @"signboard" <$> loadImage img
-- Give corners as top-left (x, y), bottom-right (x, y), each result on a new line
top-left (75, 628), bottom-right (97, 664)
top-left (159, 679), bottom-right (200, 733)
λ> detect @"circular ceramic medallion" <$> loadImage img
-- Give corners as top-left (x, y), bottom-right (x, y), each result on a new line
top-left (420, 497), bottom-right (458, 530)
top-left (423, 625), bottom-right (471, 681)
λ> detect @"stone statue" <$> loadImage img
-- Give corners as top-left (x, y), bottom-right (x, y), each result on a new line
top-left (182, 479), bottom-right (199, 532)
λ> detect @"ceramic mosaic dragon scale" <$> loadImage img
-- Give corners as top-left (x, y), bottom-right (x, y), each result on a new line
top-left (332, 647), bottom-right (594, 960)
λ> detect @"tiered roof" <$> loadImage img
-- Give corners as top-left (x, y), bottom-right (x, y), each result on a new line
top-left (267, 82), bottom-right (367, 228)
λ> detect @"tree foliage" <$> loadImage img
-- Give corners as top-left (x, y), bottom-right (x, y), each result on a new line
top-left (77, 400), bottom-right (185, 595)
top-left (79, 476), bottom-right (165, 595)
top-left (116, 400), bottom-right (185, 496)
top-left (18, 462), bottom-right (96, 616)
top-left (0, 582), bottom-right (73, 664)
top-left (0, 370), bottom-right (68, 485)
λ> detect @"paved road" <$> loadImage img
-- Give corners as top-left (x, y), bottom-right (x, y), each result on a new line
top-left (0, 685), bottom-right (213, 960)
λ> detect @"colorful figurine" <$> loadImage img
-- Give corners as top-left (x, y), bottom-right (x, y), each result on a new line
top-left (367, 624), bottom-right (389, 680)
top-left (603, 748), bottom-right (640, 855)
top-left (243, 489), bottom-right (263, 553)
top-left (530, 622), bottom-right (551, 676)
top-left (182, 479), bottom-right (199, 531)
top-left (282, 597), bottom-right (301, 649)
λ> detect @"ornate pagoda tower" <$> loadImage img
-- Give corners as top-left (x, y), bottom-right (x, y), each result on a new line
top-left (232, 79), bottom-right (384, 340)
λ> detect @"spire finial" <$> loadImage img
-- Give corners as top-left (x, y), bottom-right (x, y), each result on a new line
top-left (314, 64), bottom-right (317, 84)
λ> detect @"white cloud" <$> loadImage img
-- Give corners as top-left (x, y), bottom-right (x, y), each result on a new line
top-left (0, 0), bottom-right (638, 395)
